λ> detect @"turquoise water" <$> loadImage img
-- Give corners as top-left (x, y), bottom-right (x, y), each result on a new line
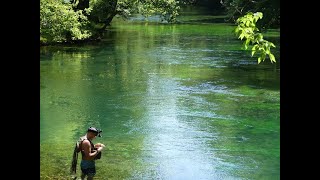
top-left (40, 6), bottom-right (280, 180)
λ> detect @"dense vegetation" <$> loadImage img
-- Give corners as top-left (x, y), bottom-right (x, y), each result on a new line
top-left (40, 0), bottom-right (279, 45)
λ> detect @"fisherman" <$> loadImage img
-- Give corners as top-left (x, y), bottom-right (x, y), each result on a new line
top-left (71, 127), bottom-right (105, 180)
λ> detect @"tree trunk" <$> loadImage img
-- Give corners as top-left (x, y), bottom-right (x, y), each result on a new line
top-left (73, 0), bottom-right (89, 11)
top-left (100, 0), bottom-right (118, 31)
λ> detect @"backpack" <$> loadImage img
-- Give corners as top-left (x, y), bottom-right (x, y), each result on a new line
top-left (70, 136), bottom-right (87, 175)
top-left (75, 136), bottom-right (86, 153)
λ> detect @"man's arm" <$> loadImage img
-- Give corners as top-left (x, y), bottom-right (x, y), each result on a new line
top-left (82, 140), bottom-right (101, 160)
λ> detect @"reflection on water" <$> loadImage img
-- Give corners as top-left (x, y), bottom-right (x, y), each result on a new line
top-left (40, 7), bottom-right (279, 180)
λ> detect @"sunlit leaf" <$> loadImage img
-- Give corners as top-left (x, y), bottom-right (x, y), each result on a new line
top-left (234, 11), bottom-right (277, 64)
top-left (258, 57), bottom-right (262, 64)
top-left (269, 54), bottom-right (276, 62)
top-left (270, 42), bottom-right (276, 48)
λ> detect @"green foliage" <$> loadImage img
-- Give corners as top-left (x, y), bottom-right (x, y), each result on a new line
top-left (116, 0), bottom-right (180, 23)
top-left (141, 0), bottom-right (180, 22)
top-left (234, 12), bottom-right (276, 64)
top-left (88, 0), bottom-right (116, 23)
top-left (40, 0), bottom-right (183, 44)
top-left (40, 0), bottom-right (92, 44)
top-left (74, 0), bottom-right (180, 25)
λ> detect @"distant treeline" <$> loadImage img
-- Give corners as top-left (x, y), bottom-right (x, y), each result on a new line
top-left (40, 0), bottom-right (279, 45)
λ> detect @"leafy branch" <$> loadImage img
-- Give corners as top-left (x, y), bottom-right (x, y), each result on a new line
top-left (234, 12), bottom-right (276, 64)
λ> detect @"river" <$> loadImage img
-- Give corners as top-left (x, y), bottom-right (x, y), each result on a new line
top-left (40, 6), bottom-right (280, 180)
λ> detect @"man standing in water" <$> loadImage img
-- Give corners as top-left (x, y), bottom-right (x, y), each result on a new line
top-left (80, 127), bottom-right (105, 180)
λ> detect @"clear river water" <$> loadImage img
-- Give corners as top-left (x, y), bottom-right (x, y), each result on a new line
top-left (40, 6), bottom-right (280, 180)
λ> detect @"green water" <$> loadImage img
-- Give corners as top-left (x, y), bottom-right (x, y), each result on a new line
top-left (40, 7), bottom-right (280, 180)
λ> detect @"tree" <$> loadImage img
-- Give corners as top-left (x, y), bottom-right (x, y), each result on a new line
top-left (40, 0), bottom-right (280, 44)
top-left (41, 0), bottom-right (183, 44)
top-left (86, 0), bottom-right (181, 29)
top-left (40, 0), bottom-right (92, 44)
top-left (234, 12), bottom-right (276, 64)
top-left (220, 0), bottom-right (280, 29)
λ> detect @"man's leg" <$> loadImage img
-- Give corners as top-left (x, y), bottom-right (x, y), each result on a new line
top-left (80, 172), bottom-right (86, 180)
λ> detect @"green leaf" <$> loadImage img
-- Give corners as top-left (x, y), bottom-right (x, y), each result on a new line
top-left (245, 38), bottom-right (250, 45)
top-left (246, 21), bottom-right (250, 27)
top-left (266, 49), bottom-right (270, 54)
top-left (261, 53), bottom-right (266, 61)
top-left (235, 27), bottom-right (239, 33)
top-left (269, 54), bottom-right (276, 62)
top-left (270, 42), bottom-right (276, 48)
top-left (252, 44), bottom-right (258, 51)
top-left (239, 34), bottom-right (244, 40)
top-left (258, 57), bottom-right (262, 64)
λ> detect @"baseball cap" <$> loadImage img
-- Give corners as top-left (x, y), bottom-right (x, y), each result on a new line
top-left (87, 127), bottom-right (102, 137)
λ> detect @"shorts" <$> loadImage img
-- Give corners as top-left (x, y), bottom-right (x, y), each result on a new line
top-left (80, 160), bottom-right (96, 176)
